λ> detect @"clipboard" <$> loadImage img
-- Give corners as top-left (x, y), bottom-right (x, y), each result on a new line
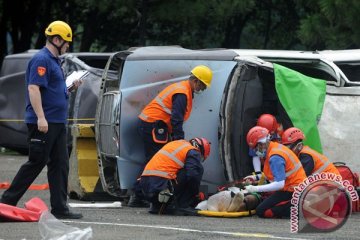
top-left (66, 70), bottom-right (90, 90)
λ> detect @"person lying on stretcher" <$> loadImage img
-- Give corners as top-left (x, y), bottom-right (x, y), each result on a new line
top-left (195, 187), bottom-right (261, 213)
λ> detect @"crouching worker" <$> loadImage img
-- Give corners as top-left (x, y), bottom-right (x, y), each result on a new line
top-left (281, 127), bottom-right (339, 177)
top-left (245, 113), bottom-right (284, 183)
top-left (139, 137), bottom-right (211, 215)
top-left (244, 126), bottom-right (307, 218)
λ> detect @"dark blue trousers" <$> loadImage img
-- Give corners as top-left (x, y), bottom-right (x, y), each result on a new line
top-left (138, 119), bottom-right (166, 163)
top-left (1, 123), bottom-right (69, 212)
top-left (256, 191), bottom-right (293, 218)
top-left (140, 169), bottom-right (201, 210)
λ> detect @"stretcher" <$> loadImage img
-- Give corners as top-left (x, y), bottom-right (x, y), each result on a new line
top-left (198, 209), bottom-right (256, 218)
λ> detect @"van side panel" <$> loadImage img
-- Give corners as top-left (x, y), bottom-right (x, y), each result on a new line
top-left (319, 86), bottom-right (360, 173)
top-left (117, 59), bottom-right (236, 193)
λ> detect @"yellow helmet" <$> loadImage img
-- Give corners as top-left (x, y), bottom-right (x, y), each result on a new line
top-left (191, 65), bottom-right (213, 87)
top-left (45, 20), bottom-right (72, 42)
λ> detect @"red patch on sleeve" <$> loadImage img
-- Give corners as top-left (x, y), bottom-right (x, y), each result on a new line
top-left (37, 66), bottom-right (46, 77)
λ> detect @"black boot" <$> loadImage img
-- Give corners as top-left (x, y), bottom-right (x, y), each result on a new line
top-left (174, 207), bottom-right (199, 216)
top-left (127, 194), bottom-right (150, 208)
top-left (51, 209), bottom-right (83, 219)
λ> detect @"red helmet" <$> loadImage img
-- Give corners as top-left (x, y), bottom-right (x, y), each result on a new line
top-left (257, 114), bottom-right (278, 134)
top-left (282, 127), bottom-right (305, 145)
top-left (246, 126), bottom-right (269, 148)
top-left (191, 137), bottom-right (211, 160)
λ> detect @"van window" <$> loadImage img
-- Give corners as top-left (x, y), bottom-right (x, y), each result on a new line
top-left (335, 62), bottom-right (360, 82)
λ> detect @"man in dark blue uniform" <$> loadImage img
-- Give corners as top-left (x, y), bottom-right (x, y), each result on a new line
top-left (0, 21), bottom-right (82, 219)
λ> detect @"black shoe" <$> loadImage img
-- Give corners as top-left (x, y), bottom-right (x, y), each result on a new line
top-left (127, 195), bottom-right (150, 208)
top-left (0, 198), bottom-right (16, 206)
top-left (51, 210), bottom-right (83, 219)
top-left (160, 202), bottom-right (177, 215)
top-left (174, 207), bottom-right (199, 216)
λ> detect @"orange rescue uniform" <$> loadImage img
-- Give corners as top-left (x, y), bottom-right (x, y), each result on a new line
top-left (142, 140), bottom-right (198, 179)
top-left (139, 81), bottom-right (193, 133)
top-left (263, 142), bottom-right (307, 192)
top-left (299, 146), bottom-right (340, 175)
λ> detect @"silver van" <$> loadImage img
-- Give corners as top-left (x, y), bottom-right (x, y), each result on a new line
top-left (94, 46), bottom-right (360, 197)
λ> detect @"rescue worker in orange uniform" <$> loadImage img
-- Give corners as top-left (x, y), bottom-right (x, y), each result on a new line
top-left (129, 65), bottom-right (213, 207)
top-left (245, 114), bottom-right (283, 182)
top-left (139, 137), bottom-right (211, 215)
top-left (281, 127), bottom-right (340, 177)
top-left (138, 65), bottom-right (213, 162)
top-left (244, 126), bottom-right (307, 218)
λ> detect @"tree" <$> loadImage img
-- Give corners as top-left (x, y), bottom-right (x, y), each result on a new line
top-left (298, 0), bottom-right (360, 50)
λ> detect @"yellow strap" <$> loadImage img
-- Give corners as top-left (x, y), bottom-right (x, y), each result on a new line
top-left (258, 173), bottom-right (266, 185)
top-left (197, 210), bottom-right (256, 218)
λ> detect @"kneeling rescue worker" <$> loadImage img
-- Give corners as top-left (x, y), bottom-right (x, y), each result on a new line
top-left (281, 127), bottom-right (339, 177)
top-left (244, 126), bottom-right (307, 218)
top-left (245, 113), bottom-right (283, 183)
top-left (139, 137), bottom-right (211, 215)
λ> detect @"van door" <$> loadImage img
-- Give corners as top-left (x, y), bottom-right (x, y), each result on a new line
top-left (95, 51), bottom-right (129, 197)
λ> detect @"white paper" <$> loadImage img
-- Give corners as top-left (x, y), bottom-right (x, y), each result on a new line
top-left (66, 70), bottom-right (89, 90)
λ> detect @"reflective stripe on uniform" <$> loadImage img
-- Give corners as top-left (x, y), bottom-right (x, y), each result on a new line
top-left (139, 112), bottom-right (148, 121)
top-left (158, 141), bottom-right (190, 167)
top-left (154, 82), bottom-right (186, 115)
top-left (141, 140), bottom-right (196, 179)
top-left (304, 147), bottom-right (330, 175)
top-left (272, 145), bottom-right (301, 177)
top-left (140, 83), bottom-right (186, 120)
top-left (155, 96), bottom-right (172, 114)
top-left (138, 81), bottom-right (193, 132)
top-left (285, 162), bottom-right (301, 177)
top-left (142, 169), bottom-right (170, 178)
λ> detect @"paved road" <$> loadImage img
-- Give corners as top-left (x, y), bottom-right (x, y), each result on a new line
top-left (0, 151), bottom-right (359, 240)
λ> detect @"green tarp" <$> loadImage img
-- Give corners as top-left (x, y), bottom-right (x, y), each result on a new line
top-left (274, 63), bottom-right (326, 153)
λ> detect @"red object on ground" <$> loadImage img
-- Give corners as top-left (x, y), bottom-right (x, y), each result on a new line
top-left (0, 182), bottom-right (10, 189)
top-left (28, 183), bottom-right (49, 190)
top-left (24, 197), bottom-right (48, 213)
top-left (0, 182), bottom-right (49, 190)
top-left (0, 197), bottom-right (48, 222)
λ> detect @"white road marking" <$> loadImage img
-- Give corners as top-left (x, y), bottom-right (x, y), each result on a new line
top-left (64, 220), bottom-right (309, 239)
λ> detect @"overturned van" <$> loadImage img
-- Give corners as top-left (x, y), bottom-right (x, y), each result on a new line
top-left (94, 46), bottom-right (360, 197)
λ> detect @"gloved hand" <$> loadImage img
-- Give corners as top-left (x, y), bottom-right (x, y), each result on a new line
top-left (245, 185), bottom-right (258, 193)
top-left (158, 189), bottom-right (173, 203)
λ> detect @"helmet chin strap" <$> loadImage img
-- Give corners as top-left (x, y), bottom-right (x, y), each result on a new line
top-left (191, 139), bottom-right (205, 158)
top-left (291, 142), bottom-right (303, 155)
top-left (49, 39), bottom-right (66, 56)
